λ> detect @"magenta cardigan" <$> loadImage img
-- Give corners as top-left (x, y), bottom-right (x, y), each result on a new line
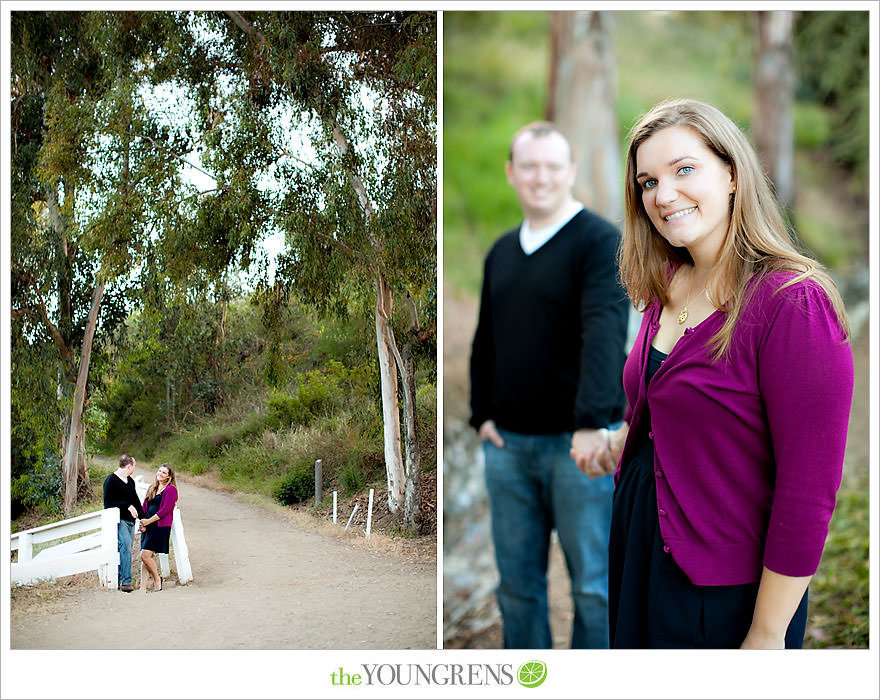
top-left (142, 483), bottom-right (178, 528)
top-left (617, 271), bottom-right (853, 586)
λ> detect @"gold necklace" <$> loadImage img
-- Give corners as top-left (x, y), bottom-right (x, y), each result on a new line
top-left (677, 270), bottom-right (707, 325)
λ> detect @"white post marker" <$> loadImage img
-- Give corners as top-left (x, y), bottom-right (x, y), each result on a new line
top-left (366, 488), bottom-right (374, 538)
top-left (344, 503), bottom-right (359, 532)
top-left (314, 458), bottom-right (322, 507)
top-left (332, 491), bottom-right (338, 524)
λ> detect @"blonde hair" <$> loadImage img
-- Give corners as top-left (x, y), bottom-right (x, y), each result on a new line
top-left (618, 98), bottom-right (849, 358)
top-left (146, 463), bottom-right (177, 502)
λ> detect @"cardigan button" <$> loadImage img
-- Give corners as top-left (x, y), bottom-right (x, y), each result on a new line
top-left (663, 544), bottom-right (670, 553)
top-left (648, 431), bottom-right (654, 440)
top-left (658, 508), bottom-right (666, 516)
top-left (655, 470), bottom-right (663, 478)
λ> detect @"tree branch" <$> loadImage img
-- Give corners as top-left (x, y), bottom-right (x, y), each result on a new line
top-left (225, 10), bottom-right (267, 46)
top-left (13, 267), bottom-right (75, 370)
top-left (135, 132), bottom-right (218, 183)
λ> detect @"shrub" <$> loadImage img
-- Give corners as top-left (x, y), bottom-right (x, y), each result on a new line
top-left (340, 461), bottom-right (366, 494)
top-left (265, 367), bottom-right (343, 429)
top-left (266, 391), bottom-right (308, 428)
top-left (203, 431), bottom-right (232, 457)
top-left (274, 463), bottom-right (315, 506)
top-left (11, 452), bottom-right (62, 513)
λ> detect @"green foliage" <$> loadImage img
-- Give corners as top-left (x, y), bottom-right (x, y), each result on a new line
top-left (273, 464), bottom-right (315, 506)
top-left (340, 462), bottom-right (367, 494)
top-left (12, 11), bottom-right (437, 521)
top-left (795, 11), bottom-right (870, 186)
top-left (11, 453), bottom-right (63, 514)
top-left (805, 477), bottom-right (869, 648)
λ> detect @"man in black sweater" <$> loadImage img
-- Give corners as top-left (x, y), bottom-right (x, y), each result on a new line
top-left (469, 122), bottom-right (629, 648)
top-left (102, 454), bottom-right (145, 592)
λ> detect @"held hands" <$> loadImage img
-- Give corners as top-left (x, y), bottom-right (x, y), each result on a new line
top-left (478, 420), bottom-right (505, 448)
top-left (570, 423), bottom-right (628, 479)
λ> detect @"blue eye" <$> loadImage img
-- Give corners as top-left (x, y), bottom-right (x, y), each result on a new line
top-left (641, 178), bottom-right (657, 190)
top-left (677, 165), bottom-right (694, 175)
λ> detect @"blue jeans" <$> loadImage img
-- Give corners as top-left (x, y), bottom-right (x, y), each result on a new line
top-left (117, 520), bottom-right (135, 586)
top-left (484, 429), bottom-right (614, 649)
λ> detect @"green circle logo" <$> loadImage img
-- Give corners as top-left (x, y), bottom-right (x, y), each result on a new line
top-left (517, 660), bottom-right (547, 688)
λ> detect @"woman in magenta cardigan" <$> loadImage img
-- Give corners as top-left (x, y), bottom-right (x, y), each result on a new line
top-left (575, 99), bottom-right (853, 648)
top-left (138, 463), bottom-right (179, 592)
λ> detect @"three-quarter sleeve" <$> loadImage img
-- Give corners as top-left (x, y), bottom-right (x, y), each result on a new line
top-left (154, 484), bottom-right (178, 523)
top-left (758, 280), bottom-right (853, 576)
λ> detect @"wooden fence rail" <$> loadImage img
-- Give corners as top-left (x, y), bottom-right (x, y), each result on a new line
top-left (11, 508), bottom-right (121, 588)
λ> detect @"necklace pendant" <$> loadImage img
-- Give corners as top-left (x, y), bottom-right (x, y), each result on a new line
top-left (677, 307), bottom-right (688, 325)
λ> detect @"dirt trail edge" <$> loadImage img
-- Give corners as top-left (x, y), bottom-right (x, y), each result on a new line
top-left (11, 466), bottom-right (437, 649)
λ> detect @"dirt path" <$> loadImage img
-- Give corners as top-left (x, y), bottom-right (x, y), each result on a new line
top-left (10, 465), bottom-right (437, 649)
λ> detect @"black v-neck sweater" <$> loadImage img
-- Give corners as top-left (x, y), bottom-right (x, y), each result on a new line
top-left (469, 208), bottom-right (629, 434)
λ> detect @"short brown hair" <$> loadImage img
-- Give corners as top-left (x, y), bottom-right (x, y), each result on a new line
top-left (509, 121), bottom-right (573, 163)
top-left (119, 454), bottom-right (135, 469)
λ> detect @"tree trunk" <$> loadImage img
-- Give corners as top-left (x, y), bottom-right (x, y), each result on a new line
top-left (754, 11), bottom-right (796, 209)
top-left (400, 297), bottom-right (422, 533)
top-left (548, 10), bottom-right (622, 224)
top-left (374, 275), bottom-right (406, 512)
top-left (61, 280), bottom-right (105, 515)
top-left (75, 417), bottom-right (91, 500)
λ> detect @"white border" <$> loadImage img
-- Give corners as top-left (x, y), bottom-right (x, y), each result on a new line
top-left (3, 2), bottom-right (878, 700)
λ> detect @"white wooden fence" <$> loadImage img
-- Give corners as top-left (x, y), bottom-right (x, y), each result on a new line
top-left (11, 508), bottom-right (121, 588)
top-left (10, 476), bottom-right (193, 588)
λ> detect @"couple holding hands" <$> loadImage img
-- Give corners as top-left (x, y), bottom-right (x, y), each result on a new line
top-left (102, 454), bottom-right (179, 593)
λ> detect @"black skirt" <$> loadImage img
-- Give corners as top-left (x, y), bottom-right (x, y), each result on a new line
top-left (141, 494), bottom-right (171, 555)
top-left (141, 524), bottom-right (171, 554)
top-left (608, 438), bottom-right (808, 648)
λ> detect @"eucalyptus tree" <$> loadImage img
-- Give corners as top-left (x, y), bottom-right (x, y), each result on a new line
top-left (548, 10), bottom-right (622, 224)
top-left (185, 11), bottom-right (437, 530)
top-left (11, 12), bottom-right (190, 513)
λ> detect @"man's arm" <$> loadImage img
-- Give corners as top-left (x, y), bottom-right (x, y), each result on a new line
top-left (574, 223), bottom-right (629, 430)
top-left (571, 223), bottom-right (629, 473)
top-left (469, 254), bottom-right (497, 434)
top-left (126, 480), bottom-right (146, 519)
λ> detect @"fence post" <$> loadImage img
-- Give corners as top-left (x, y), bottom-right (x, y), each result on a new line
top-left (332, 490), bottom-right (338, 524)
top-left (18, 532), bottom-right (33, 563)
top-left (314, 458), bottom-right (322, 506)
top-left (366, 488), bottom-right (374, 538)
top-left (170, 507), bottom-right (193, 585)
top-left (344, 503), bottom-right (360, 532)
top-left (99, 507), bottom-right (120, 589)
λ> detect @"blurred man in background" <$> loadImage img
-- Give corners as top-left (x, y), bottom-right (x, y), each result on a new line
top-left (469, 122), bottom-right (628, 648)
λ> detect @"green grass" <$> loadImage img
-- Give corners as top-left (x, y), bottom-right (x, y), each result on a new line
top-left (805, 467), bottom-right (869, 648)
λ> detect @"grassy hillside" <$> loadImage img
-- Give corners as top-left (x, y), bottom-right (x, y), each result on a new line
top-left (89, 297), bottom-right (437, 537)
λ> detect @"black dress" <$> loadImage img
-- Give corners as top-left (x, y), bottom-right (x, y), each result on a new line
top-left (140, 491), bottom-right (171, 554)
top-left (608, 344), bottom-right (808, 648)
